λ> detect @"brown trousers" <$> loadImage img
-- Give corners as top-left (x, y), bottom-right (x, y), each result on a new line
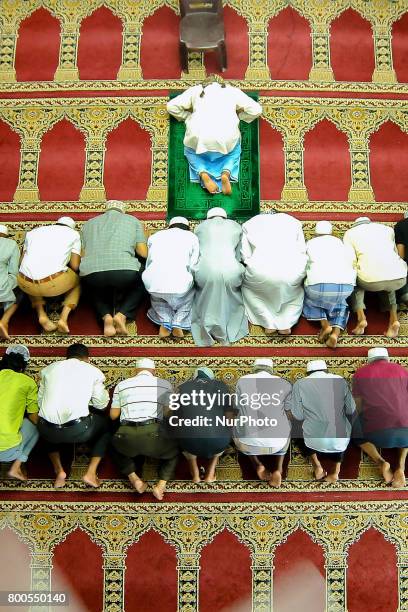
top-left (17, 268), bottom-right (81, 309)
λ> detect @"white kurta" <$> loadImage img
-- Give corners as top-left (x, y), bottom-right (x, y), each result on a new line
top-left (166, 83), bottom-right (262, 155)
top-left (241, 213), bottom-right (307, 330)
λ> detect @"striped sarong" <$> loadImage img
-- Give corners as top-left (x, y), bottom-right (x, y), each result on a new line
top-left (147, 287), bottom-right (195, 331)
top-left (303, 283), bottom-right (354, 330)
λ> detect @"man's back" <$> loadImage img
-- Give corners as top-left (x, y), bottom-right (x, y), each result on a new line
top-left (113, 371), bottom-right (173, 422)
top-left (20, 225), bottom-right (81, 280)
top-left (0, 369), bottom-right (38, 450)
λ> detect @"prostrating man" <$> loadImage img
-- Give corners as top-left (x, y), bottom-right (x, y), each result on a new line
top-left (394, 210), bottom-right (408, 305)
top-left (241, 211), bottom-right (307, 336)
top-left (37, 343), bottom-right (110, 488)
top-left (291, 360), bottom-right (356, 483)
top-left (167, 75), bottom-right (262, 195)
top-left (18, 217), bottom-right (81, 334)
top-left (0, 224), bottom-right (22, 340)
top-left (191, 207), bottom-right (247, 346)
top-left (80, 200), bottom-right (148, 337)
top-left (0, 345), bottom-right (39, 481)
top-left (343, 217), bottom-right (407, 338)
top-left (169, 367), bottom-right (232, 483)
top-left (233, 358), bottom-right (292, 488)
top-left (303, 221), bottom-right (356, 349)
top-left (352, 347), bottom-right (408, 488)
top-left (142, 217), bottom-right (199, 339)
top-left (110, 358), bottom-right (179, 500)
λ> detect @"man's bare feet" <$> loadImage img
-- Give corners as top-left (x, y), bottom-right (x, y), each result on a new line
top-left (313, 466), bottom-right (326, 480)
top-left (152, 482), bottom-right (166, 500)
top-left (128, 473), bottom-right (148, 494)
top-left (192, 476), bottom-right (201, 484)
top-left (39, 315), bottom-right (57, 333)
top-left (385, 321), bottom-right (400, 339)
top-left (269, 470), bottom-right (282, 488)
top-left (264, 328), bottom-right (277, 336)
top-left (113, 313), bottom-right (128, 336)
top-left (57, 319), bottom-right (70, 334)
top-left (7, 465), bottom-right (27, 482)
top-left (221, 172), bottom-right (232, 195)
top-left (392, 468), bottom-right (406, 488)
top-left (323, 474), bottom-right (339, 484)
top-left (0, 321), bottom-right (10, 340)
top-left (82, 473), bottom-right (101, 488)
top-left (278, 329), bottom-right (291, 336)
top-left (380, 461), bottom-right (394, 484)
top-left (54, 471), bottom-right (67, 488)
top-left (326, 333), bottom-right (338, 349)
top-left (318, 326), bottom-right (332, 343)
top-left (172, 327), bottom-right (184, 339)
top-left (204, 474), bottom-right (217, 483)
top-left (159, 325), bottom-right (171, 338)
top-left (352, 320), bottom-right (367, 335)
top-left (256, 464), bottom-right (271, 481)
top-left (201, 172), bottom-right (218, 194)
top-left (103, 315), bottom-right (116, 337)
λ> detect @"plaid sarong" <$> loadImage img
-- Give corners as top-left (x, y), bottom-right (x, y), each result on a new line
top-left (147, 287), bottom-right (195, 331)
top-left (303, 283), bottom-right (354, 330)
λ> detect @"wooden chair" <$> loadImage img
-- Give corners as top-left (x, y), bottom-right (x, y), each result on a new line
top-left (179, 0), bottom-right (227, 73)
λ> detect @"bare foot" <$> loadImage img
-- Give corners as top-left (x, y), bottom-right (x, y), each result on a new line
top-left (264, 328), bottom-right (277, 336)
top-left (392, 468), bottom-right (406, 488)
top-left (113, 313), bottom-right (128, 336)
top-left (7, 465), bottom-right (27, 482)
top-left (204, 474), bottom-right (217, 483)
top-left (318, 326), bottom-right (332, 343)
top-left (380, 461), bottom-right (394, 484)
top-left (39, 315), bottom-right (57, 333)
top-left (103, 315), bottom-right (116, 337)
top-left (385, 321), bottom-right (400, 339)
top-left (256, 464), bottom-right (270, 481)
top-left (57, 319), bottom-right (70, 334)
top-left (172, 327), bottom-right (184, 339)
top-left (314, 466), bottom-right (326, 480)
top-left (221, 172), bottom-right (232, 195)
top-left (128, 474), bottom-right (148, 494)
top-left (152, 483), bottom-right (166, 500)
top-left (326, 333), bottom-right (338, 349)
top-left (324, 474), bottom-right (339, 484)
top-left (201, 172), bottom-right (218, 194)
top-left (278, 329), bottom-right (291, 336)
top-left (82, 473), bottom-right (101, 488)
top-left (159, 325), bottom-right (171, 338)
top-left (54, 471), bottom-right (67, 488)
top-left (192, 476), bottom-right (201, 484)
top-left (269, 470), bottom-right (282, 488)
top-left (352, 320), bottom-right (367, 335)
top-left (0, 321), bottom-right (10, 340)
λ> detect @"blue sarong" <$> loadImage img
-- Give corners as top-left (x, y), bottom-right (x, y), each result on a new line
top-left (184, 141), bottom-right (241, 192)
top-left (303, 283), bottom-right (354, 330)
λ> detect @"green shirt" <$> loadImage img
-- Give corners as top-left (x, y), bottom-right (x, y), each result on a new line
top-left (0, 369), bottom-right (38, 451)
top-left (80, 210), bottom-right (146, 276)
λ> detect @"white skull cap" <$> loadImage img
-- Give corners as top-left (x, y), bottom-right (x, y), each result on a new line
top-left (57, 216), bottom-right (76, 229)
top-left (169, 217), bottom-right (189, 227)
top-left (106, 200), bottom-right (127, 213)
top-left (6, 344), bottom-right (30, 363)
top-left (307, 359), bottom-right (328, 373)
top-left (207, 207), bottom-right (227, 219)
top-left (0, 224), bottom-right (8, 235)
top-left (367, 347), bottom-right (389, 362)
top-left (315, 221), bottom-right (332, 235)
top-left (254, 358), bottom-right (274, 369)
top-left (135, 357), bottom-right (156, 370)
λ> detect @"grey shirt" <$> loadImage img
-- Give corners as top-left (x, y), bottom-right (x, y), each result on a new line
top-left (0, 237), bottom-right (20, 305)
top-left (80, 210), bottom-right (146, 276)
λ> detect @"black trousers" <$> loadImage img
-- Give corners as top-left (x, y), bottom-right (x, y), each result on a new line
top-left (38, 413), bottom-right (111, 457)
top-left (297, 438), bottom-right (345, 463)
top-left (82, 270), bottom-right (146, 320)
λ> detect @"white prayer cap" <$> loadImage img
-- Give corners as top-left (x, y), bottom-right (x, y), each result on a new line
top-left (315, 221), bottom-right (332, 235)
top-left (353, 216), bottom-right (370, 226)
top-left (0, 224), bottom-right (8, 235)
top-left (254, 358), bottom-right (274, 369)
top-left (207, 207), bottom-right (227, 219)
top-left (193, 366), bottom-right (215, 380)
top-left (57, 216), bottom-right (76, 229)
top-left (169, 216), bottom-right (189, 227)
top-left (367, 347), bottom-right (389, 362)
top-left (6, 344), bottom-right (30, 363)
top-left (106, 200), bottom-right (127, 213)
top-left (307, 359), bottom-right (328, 373)
top-left (404, 210), bottom-right (408, 219)
top-left (135, 357), bottom-right (156, 370)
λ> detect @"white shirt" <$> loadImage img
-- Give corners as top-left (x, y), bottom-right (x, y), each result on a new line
top-left (38, 358), bottom-right (109, 425)
top-left (20, 225), bottom-right (81, 281)
top-left (291, 371), bottom-right (356, 453)
top-left (305, 235), bottom-right (357, 286)
top-left (112, 371), bottom-right (173, 422)
top-left (343, 222), bottom-right (407, 283)
top-left (142, 228), bottom-right (200, 295)
top-left (167, 83), bottom-right (262, 155)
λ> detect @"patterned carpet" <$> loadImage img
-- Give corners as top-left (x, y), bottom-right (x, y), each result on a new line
top-left (1, 1), bottom-right (408, 611)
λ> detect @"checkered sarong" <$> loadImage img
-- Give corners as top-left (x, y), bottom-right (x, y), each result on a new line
top-left (303, 283), bottom-right (354, 330)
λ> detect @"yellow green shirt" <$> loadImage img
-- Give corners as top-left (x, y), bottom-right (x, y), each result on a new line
top-left (0, 369), bottom-right (38, 451)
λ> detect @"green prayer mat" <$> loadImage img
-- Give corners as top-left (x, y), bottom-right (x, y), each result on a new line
top-left (167, 92), bottom-right (260, 222)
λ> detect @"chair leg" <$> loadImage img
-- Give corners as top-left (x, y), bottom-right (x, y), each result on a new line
top-left (180, 42), bottom-right (189, 73)
top-left (218, 40), bottom-right (227, 72)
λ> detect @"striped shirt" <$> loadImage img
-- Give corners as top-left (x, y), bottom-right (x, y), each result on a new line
top-left (112, 371), bottom-right (173, 422)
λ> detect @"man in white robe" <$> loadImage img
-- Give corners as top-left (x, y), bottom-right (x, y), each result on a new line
top-left (142, 217), bottom-right (199, 339)
top-left (167, 76), bottom-right (262, 195)
top-left (241, 212), bottom-right (307, 335)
